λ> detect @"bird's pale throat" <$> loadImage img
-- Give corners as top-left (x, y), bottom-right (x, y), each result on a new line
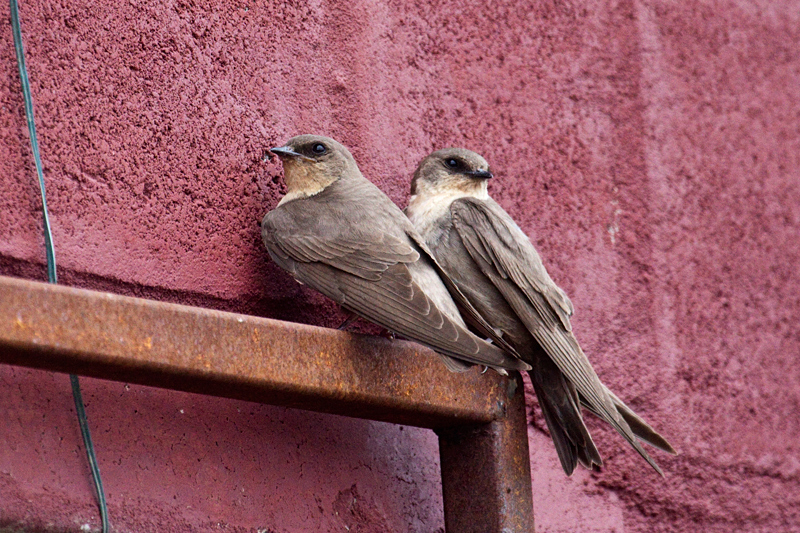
top-left (279, 159), bottom-right (338, 205)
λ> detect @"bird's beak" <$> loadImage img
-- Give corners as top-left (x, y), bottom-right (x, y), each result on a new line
top-left (270, 146), bottom-right (311, 161)
top-left (466, 169), bottom-right (493, 180)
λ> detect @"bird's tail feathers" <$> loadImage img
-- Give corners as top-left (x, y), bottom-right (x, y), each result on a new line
top-left (601, 388), bottom-right (677, 455)
top-left (529, 367), bottom-right (602, 476)
top-left (581, 386), bottom-right (671, 476)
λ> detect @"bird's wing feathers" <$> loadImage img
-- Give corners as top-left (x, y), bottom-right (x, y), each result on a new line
top-left (454, 199), bottom-right (574, 330)
top-left (449, 199), bottom-right (609, 406)
top-left (262, 203), bottom-right (527, 371)
top-left (451, 198), bottom-right (665, 474)
top-left (405, 230), bottom-right (523, 359)
top-left (275, 232), bottom-right (418, 281)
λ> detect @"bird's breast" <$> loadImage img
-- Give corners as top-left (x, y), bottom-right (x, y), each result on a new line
top-left (406, 192), bottom-right (461, 238)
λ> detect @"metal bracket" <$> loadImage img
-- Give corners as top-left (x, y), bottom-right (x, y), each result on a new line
top-left (0, 275), bottom-right (534, 531)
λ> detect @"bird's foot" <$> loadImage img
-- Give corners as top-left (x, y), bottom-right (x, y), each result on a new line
top-left (378, 328), bottom-right (396, 340)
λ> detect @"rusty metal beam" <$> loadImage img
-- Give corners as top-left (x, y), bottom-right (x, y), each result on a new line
top-left (0, 275), bottom-right (502, 427)
top-left (0, 274), bottom-right (534, 530)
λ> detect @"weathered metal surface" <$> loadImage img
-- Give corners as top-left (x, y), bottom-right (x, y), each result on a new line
top-left (0, 275), bottom-right (506, 428)
top-left (0, 274), bottom-right (536, 530)
top-left (437, 373), bottom-right (535, 532)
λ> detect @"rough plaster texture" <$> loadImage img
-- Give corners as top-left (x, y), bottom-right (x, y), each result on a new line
top-left (1, 0), bottom-right (799, 531)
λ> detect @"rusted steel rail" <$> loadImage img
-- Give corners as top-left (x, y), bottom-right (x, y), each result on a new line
top-left (0, 274), bottom-right (534, 531)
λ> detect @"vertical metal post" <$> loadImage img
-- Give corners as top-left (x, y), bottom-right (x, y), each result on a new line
top-left (437, 373), bottom-right (535, 532)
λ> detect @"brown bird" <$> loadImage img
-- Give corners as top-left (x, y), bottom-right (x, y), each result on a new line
top-left (261, 135), bottom-right (530, 374)
top-left (406, 148), bottom-right (676, 475)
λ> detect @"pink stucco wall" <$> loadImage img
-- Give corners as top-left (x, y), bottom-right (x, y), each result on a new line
top-left (2, 0), bottom-right (799, 531)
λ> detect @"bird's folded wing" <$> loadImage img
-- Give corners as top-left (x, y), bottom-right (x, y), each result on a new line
top-left (405, 230), bottom-right (523, 359)
top-left (451, 198), bottom-right (664, 473)
top-left (274, 232), bottom-right (417, 280)
top-left (263, 227), bottom-right (527, 370)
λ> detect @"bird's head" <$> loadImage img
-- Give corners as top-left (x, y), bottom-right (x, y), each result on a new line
top-left (270, 134), bottom-right (360, 200)
top-left (410, 148), bottom-right (493, 200)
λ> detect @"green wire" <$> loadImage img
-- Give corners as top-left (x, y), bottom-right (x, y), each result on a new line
top-left (8, 0), bottom-right (54, 282)
top-left (10, 1), bottom-right (110, 531)
top-left (70, 375), bottom-right (110, 533)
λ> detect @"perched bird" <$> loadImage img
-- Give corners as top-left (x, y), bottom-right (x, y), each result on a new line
top-left (406, 148), bottom-right (676, 475)
top-left (261, 135), bottom-right (530, 375)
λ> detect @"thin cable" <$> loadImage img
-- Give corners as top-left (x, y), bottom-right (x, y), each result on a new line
top-left (70, 375), bottom-right (110, 533)
top-left (10, 1), bottom-right (110, 531)
top-left (9, 0), bottom-right (54, 282)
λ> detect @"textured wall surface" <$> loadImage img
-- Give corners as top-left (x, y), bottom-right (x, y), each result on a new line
top-left (2, 0), bottom-right (799, 531)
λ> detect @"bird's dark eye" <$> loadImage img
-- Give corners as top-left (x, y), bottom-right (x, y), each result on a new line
top-left (312, 143), bottom-right (327, 154)
top-left (446, 158), bottom-right (459, 168)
